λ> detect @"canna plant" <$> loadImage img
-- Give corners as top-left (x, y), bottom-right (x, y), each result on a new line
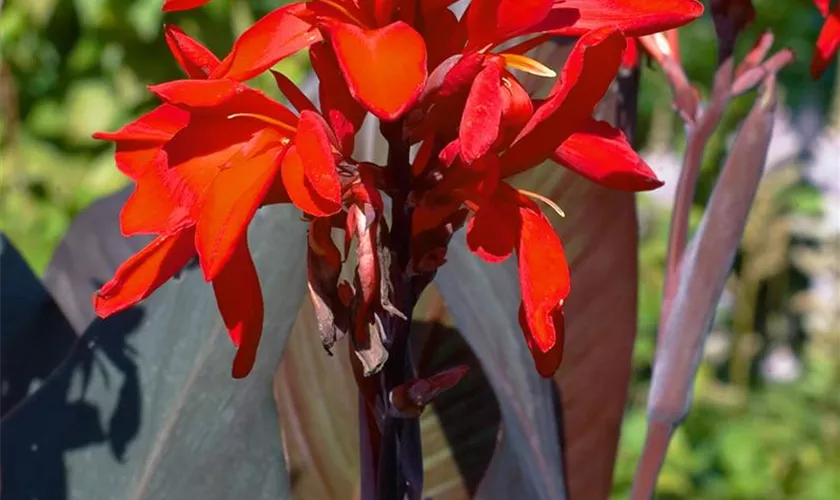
top-left (88, 2), bottom-right (703, 497)
top-left (2, 0), bottom-right (831, 499)
top-left (95, 0), bottom-right (705, 381)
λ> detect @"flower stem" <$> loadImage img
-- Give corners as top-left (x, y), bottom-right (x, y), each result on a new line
top-left (375, 120), bottom-right (423, 500)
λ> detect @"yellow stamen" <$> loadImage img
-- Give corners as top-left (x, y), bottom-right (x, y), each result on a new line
top-left (500, 53), bottom-right (557, 78)
top-left (477, 42), bottom-right (495, 54)
top-left (517, 188), bottom-right (565, 218)
top-left (227, 113), bottom-right (297, 135)
top-left (311, 0), bottom-right (368, 29)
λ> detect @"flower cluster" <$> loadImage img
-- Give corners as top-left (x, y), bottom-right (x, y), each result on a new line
top-left (94, 0), bottom-right (703, 378)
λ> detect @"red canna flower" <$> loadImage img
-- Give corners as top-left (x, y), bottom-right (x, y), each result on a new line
top-left (812, 0), bottom-right (840, 78)
top-left (93, 26), bottom-right (342, 378)
top-left (97, 0), bottom-right (705, 380)
top-left (407, 0), bottom-right (704, 374)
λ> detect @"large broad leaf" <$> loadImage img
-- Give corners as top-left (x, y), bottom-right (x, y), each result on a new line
top-left (433, 237), bottom-right (568, 500)
top-left (42, 188), bottom-right (154, 334)
top-left (1, 195), bottom-right (308, 499)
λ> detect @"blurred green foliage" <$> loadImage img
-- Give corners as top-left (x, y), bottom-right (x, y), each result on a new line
top-left (1, 0), bottom-right (838, 497)
top-left (0, 0), bottom-right (304, 271)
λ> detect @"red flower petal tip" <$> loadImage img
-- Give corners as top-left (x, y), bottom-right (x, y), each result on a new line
top-left (162, 0), bottom-right (213, 12)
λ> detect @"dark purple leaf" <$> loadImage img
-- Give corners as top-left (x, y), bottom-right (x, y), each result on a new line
top-left (1, 199), bottom-right (308, 499)
top-left (42, 187), bottom-right (153, 334)
top-left (0, 235), bottom-right (77, 417)
top-left (434, 236), bottom-right (568, 500)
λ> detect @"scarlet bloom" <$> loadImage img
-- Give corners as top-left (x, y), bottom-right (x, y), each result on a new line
top-left (94, 26), bottom-right (343, 378)
top-left (96, 0), bottom-right (704, 379)
top-left (812, 0), bottom-right (840, 78)
top-left (407, 1), bottom-right (702, 375)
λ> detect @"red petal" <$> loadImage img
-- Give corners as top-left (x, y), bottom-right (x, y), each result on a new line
top-left (212, 238), bottom-right (264, 378)
top-left (815, 0), bottom-right (831, 17)
top-left (150, 78), bottom-right (241, 107)
top-left (812, 2), bottom-right (840, 78)
top-left (163, 114), bottom-right (281, 221)
top-left (149, 80), bottom-right (298, 128)
top-left (281, 146), bottom-right (330, 216)
top-left (459, 58), bottom-right (504, 164)
top-left (420, 5), bottom-right (466, 71)
top-left (310, 42), bottom-right (366, 154)
top-left (93, 104), bottom-right (189, 179)
top-left (162, 0), bottom-right (213, 12)
top-left (157, 83), bottom-right (296, 209)
top-left (519, 304), bottom-right (564, 377)
top-left (121, 152), bottom-right (193, 235)
top-left (329, 21), bottom-right (427, 121)
top-left (166, 122), bottom-right (266, 164)
top-left (209, 3), bottom-right (321, 82)
top-left (466, 181), bottom-right (518, 262)
top-left (502, 27), bottom-right (625, 175)
top-left (271, 70), bottom-right (317, 114)
top-left (533, 0), bottom-right (704, 37)
top-left (621, 38), bottom-right (640, 70)
top-left (497, 71), bottom-right (533, 149)
top-left (281, 112), bottom-right (342, 217)
top-left (94, 228), bottom-right (197, 317)
top-left (164, 25), bottom-right (220, 79)
top-left (553, 119), bottom-right (663, 191)
top-left (374, 0), bottom-right (398, 26)
top-left (195, 130), bottom-right (287, 280)
top-left (93, 104), bottom-right (188, 144)
top-left (432, 53), bottom-right (485, 99)
top-left (163, 125), bottom-right (287, 235)
top-left (516, 192), bottom-right (570, 353)
top-left (466, 0), bottom-right (553, 49)
top-left (420, 0), bottom-right (460, 14)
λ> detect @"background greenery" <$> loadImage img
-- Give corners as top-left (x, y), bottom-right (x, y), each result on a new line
top-left (1, 0), bottom-right (838, 497)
